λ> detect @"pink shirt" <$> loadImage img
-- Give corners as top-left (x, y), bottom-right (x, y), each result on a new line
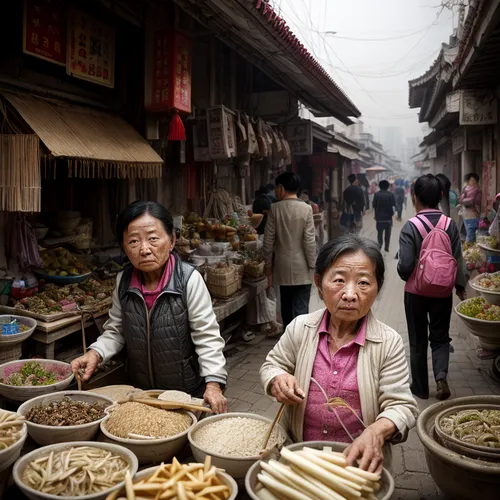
top-left (130, 255), bottom-right (175, 310)
top-left (303, 311), bottom-right (366, 443)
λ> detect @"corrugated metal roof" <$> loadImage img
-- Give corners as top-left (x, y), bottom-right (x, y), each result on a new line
top-left (2, 92), bottom-right (163, 177)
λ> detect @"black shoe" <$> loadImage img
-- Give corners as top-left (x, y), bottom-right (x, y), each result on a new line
top-left (436, 379), bottom-right (451, 401)
top-left (410, 383), bottom-right (429, 400)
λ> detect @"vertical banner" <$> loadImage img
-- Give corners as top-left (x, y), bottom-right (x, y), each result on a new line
top-left (150, 30), bottom-right (169, 111)
top-left (67, 7), bottom-right (115, 88)
top-left (23, 0), bottom-right (66, 65)
top-left (170, 31), bottom-right (192, 114)
top-left (482, 161), bottom-right (497, 213)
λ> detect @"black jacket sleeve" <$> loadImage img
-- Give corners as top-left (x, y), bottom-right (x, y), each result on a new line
top-left (373, 192), bottom-right (379, 211)
top-left (448, 220), bottom-right (467, 290)
top-left (397, 222), bottom-right (417, 282)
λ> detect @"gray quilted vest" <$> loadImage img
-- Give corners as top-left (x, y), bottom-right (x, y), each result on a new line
top-left (118, 257), bottom-right (203, 395)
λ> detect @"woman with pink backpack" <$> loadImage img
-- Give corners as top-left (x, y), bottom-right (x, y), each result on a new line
top-left (398, 174), bottom-right (467, 401)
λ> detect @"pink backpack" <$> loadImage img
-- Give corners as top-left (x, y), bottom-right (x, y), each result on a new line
top-left (406, 214), bottom-right (458, 298)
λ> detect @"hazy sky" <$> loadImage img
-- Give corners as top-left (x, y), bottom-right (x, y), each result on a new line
top-left (274, 0), bottom-right (458, 140)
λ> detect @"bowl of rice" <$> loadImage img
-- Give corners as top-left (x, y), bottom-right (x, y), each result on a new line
top-left (12, 441), bottom-right (138, 500)
top-left (188, 412), bottom-right (288, 479)
top-left (17, 391), bottom-right (114, 446)
top-left (0, 359), bottom-right (74, 402)
top-left (100, 401), bottom-right (197, 464)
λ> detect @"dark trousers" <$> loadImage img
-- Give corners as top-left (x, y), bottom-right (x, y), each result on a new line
top-left (404, 292), bottom-right (452, 397)
top-left (376, 222), bottom-right (392, 251)
top-left (280, 285), bottom-right (312, 328)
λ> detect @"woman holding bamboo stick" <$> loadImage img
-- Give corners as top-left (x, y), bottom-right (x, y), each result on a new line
top-left (260, 235), bottom-right (418, 472)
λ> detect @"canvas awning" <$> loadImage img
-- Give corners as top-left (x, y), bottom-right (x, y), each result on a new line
top-left (328, 144), bottom-right (361, 161)
top-left (1, 92), bottom-right (163, 178)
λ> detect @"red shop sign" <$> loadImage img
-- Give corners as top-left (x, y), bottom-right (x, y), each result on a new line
top-left (148, 30), bottom-right (192, 114)
top-left (23, 0), bottom-right (66, 65)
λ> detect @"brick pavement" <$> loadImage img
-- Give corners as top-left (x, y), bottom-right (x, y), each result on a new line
top-left (225, 207), bottom-right (500, 499)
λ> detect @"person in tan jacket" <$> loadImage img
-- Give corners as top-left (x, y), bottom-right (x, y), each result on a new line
top-left (263, 172), bottom-right (316, 328)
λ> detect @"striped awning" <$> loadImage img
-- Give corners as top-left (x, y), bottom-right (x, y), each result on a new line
top-left (2, 92), bottom-right (163, 178)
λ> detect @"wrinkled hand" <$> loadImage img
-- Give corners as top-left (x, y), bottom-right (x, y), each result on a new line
top-left (271, 374), bottom-right (305, 405)
top-left (70, 350), bottom-right (101, 382)
top-left (456, 288), bottom-right (467, 301)
top-left (204, 383), bottom-right (228, 414)
top-left (344, 427), bottom-right (384, 473)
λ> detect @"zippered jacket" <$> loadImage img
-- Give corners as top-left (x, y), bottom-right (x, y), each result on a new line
top-left (89, 258), bottom-right (227, 395)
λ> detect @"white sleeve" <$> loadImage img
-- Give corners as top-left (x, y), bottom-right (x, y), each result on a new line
top-left (186, 271), bottom-right (228, 385)
top-left (88, 275), bottom-right (126, 364)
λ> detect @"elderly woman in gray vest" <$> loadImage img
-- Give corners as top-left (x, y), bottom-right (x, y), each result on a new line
top-left (71, 201), bottom-right (228, 413)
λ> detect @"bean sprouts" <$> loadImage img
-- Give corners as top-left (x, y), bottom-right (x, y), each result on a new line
top-left (22, 446), bottom-right (130, 496)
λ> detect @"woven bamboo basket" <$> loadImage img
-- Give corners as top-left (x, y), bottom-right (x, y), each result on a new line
top-left (207, 277), bottom-right (241, 298)
top-left (205, 266), bottom-right (237, 286)
top-left (244, 261), bottom-right (265, 279)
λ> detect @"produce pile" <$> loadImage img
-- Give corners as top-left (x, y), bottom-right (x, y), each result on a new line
top-left (22, 446), bottom-right (130, 496)
top-left (1, 361), bottom-right (69, 386)
top-left (192, 416), bottom-right (286, 458)
top-left (25, 397), bottom-right (108, 426)
top-left (463, 243), bottom-right (487, 271)
top-left (255, 446), bottom-right (382, 500)
top-left (478, 235), bottom-right (498, 250)
top-left (458, 297), bottom-right (500, 321)
top-left (0, 409), bottom-right (25, 450)
top-left (119, 456), bottom-right (232, 500)
top-left (12, 277), bottom-right (115, 314)
top-left (40, 247), bottom-right (91, 277)
top-left (475, 272), bottom-right (500, 292)
top-left (104, 402), bottom-right (192, 439)
top-left (440, 408), bottom-right (500, 448)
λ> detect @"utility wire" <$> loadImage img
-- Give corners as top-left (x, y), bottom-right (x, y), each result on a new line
top-left (311, 25), bottom-right (438, 42)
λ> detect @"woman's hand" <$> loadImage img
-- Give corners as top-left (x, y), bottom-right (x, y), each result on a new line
top-left (204, 382), bottom-right (228, 414)
top-left (343, 418), bottom-right (396, 473)
top-left (70, 350), bottom-right (101, 382)
top-left (270, 374), bottom-right (305, 405)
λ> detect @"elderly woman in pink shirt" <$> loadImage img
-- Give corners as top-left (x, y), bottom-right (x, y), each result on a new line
top-left (260, 235), bottom-right (418, 472)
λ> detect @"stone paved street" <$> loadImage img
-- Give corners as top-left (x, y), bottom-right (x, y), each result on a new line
top-left (225, 207), bottom-right (500, 499)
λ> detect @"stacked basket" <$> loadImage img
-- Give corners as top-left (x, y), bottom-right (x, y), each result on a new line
top-left (205, 264), bottom-right (241, 298)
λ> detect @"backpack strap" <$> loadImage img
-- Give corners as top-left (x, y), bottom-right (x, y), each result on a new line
top-left (436, 214), bottom-right (451, 231)
top-left (409, 216), bottom-right (429, 239)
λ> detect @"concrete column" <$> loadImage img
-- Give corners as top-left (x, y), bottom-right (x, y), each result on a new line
top-left (461, 151), bottom-right (476, 183)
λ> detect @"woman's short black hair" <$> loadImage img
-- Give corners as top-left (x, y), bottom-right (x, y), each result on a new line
top-left (116, 201), bottom-right (173, 246)
top-left (464, 172), bottom-right (480, 182)
top-left (348, 174), bottom-right (357, 184)
top-left (315, 235), bottom-right (385, 290)
top-left (414, 174), bottom-right (443, 208)
top-left (379, 180), bottom-right (390, 190)
top-left (275, 172), bottom-right (301, 193)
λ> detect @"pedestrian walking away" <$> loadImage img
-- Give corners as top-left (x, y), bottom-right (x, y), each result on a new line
top-left (263, 172), bottom-right (316, 329)
top-left (398, 174), bottom-right (467, 401)
top-left (373, 180), bottom-right (395, 252)
top-left (394, 182), bottom-right (406, 221)
top-left (341, 174), bottom-right (365, 234)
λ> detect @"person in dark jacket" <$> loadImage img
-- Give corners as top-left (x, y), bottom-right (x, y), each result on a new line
top-left (71, 201), bottom-right (228, 413)
top-left (342, 174), bottom-right (365, 234)
top-left (398, 175), bottom-right (467, 402)
top-left (373, 180), bottom-right (395, 252)
top-left (394, 184), bottom-right (406, 221)
top-left (253, 184), bottom-right (276, 235)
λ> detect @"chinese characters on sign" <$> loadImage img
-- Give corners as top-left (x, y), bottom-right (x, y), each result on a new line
top-left (170, 32), bottom-right (192, 114)
top-left (150, 30), bottom-right (169, 111)
top-left (460, 91), bottom-right (498, 126)
top-left (482, 161), bottom-right (497, 213)
top-left (67, 8), bottom-right (115, 88)
top-left (23, 0), bottom-right (66, 65)
top-left (286, 121), bottom-right (313, 155)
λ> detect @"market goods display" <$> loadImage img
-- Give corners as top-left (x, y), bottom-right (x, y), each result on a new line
top-left (1, 360), bottom-right (66, 386)
top-left (111, 456), bottom-right (236, 500)
top-left (21, 445), bottom-right (131, 497)
top-left (457, 297), bottom-right (500, 321)
top-left (439, 408), bottom-right (500, 448)
top-left (0, 408), bottom-right (25, 450)
top-left (12, 278), bottom-right (115, 315)
top-left (478, 236), bottom-right (498, 250)
top-left (104, 402), bottom-right (192, 439)
top-left (0, 320), bottom-right (30, 335)
top-left (25, 396), bottom-right (107, 426)
top-left (254, 447), bottom-right (382, 500)
top-left (191, 416), bottom-right (286, 458)
top-left (475, 272), bottom-right (500, 292)
top-left (40, 248), bottom-right (91, 277)
top-left (463, 243), bottom-right (487, 271)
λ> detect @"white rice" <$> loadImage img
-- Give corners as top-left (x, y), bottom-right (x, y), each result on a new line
top-left (192, 416), bottom-right (286, 457)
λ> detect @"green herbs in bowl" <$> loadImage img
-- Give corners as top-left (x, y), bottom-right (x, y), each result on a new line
top-left (2, 361), bottom-right (60, 386)
top-left (457, 297), bottom-right (500, 321)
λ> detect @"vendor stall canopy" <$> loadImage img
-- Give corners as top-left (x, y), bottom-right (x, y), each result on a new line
top-left (1, 92), bottom-right (164, 179)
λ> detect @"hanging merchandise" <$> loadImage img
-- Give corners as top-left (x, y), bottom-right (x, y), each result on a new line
top-left (256, 118), bottom-right (269, 157)
top-left (238, 113), bottom-right (258, 156)
top-left (7, 214), bottom-right (44, 270)
top-left (148, 30), bottom-right (192, 141)
top-left (278, 130), bottom-right (292, 166)
top-left (235, 112), bottom-right (248, 156)
top-left (0, 135), bottom-right (41, 212)
top-left (207, 105), bottom-right (236, 160)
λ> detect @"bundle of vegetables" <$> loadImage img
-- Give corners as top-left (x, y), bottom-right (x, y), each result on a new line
top-left (255, 446), bottom-right (381, 500)
top-left (439, 409), bottom-right (500, 448)
top-left (463, 244), bottom-right (487, 271)
top-left (478, 235), bottom-right (498, 250)
top-left (2, 361), bottom-right (61, 386)
top-left (458, 297), bottom-right (500, 321)
top-left (476, 272), bottom-right (500, 292)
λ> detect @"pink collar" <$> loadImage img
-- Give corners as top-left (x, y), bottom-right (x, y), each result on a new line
top-left (130, 254), bottom-right (175, 294)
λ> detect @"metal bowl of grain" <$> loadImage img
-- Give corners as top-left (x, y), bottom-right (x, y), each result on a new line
top-left (188, 412), bottom-right (289, 479)
top-left (17, 391), bottom-right (114, 446)
top-left (100, 401), bottom-right (197, 464)
top-left (13, 441), bottom-right (138, 500)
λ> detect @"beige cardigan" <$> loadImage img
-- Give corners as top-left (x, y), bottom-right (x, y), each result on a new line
top-left (262, 198), bottom-right (316, 286)
top-left (260, 309), bottom-right (419, 466)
